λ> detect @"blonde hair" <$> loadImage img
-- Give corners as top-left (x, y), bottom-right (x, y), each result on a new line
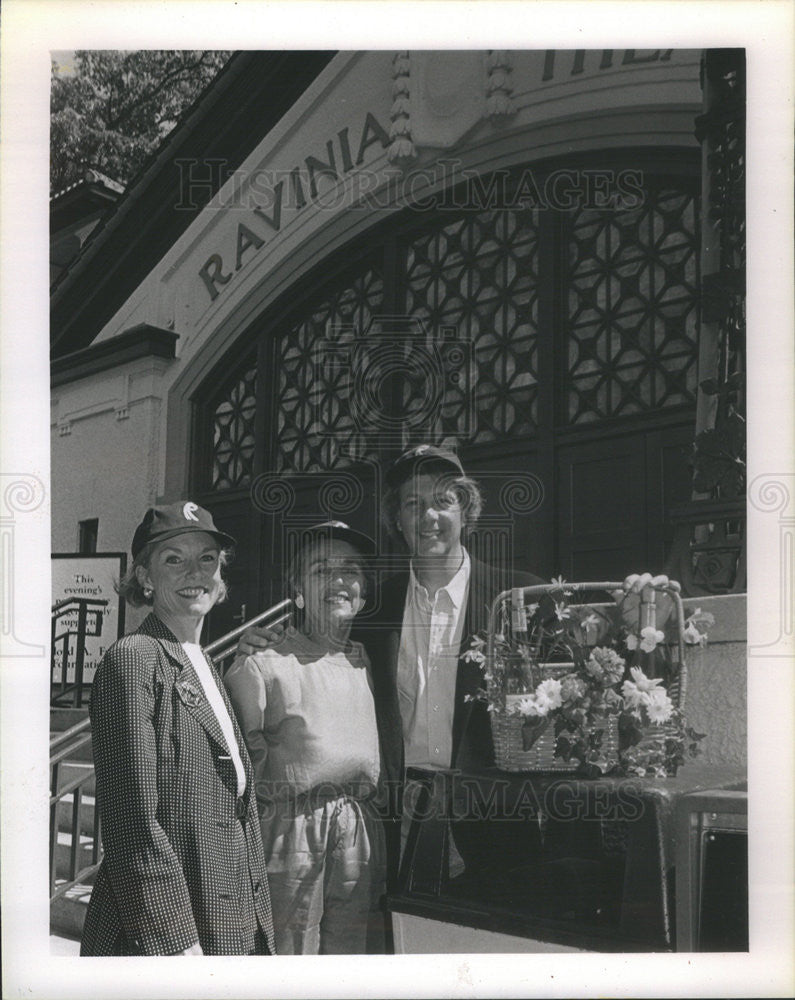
top-left (117, 542), bottom-right (231, 607)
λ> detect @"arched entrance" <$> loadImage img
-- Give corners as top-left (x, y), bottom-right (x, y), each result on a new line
top-left (190, 151), bottom-right (700, 639)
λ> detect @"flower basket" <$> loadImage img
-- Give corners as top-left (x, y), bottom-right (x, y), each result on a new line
top-left (468, 578), bottom-right (710, 777)
top-left (492, 692), bottom-right (620, 773)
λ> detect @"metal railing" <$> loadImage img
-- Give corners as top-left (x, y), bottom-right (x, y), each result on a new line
top-left (206, 597), bottom-right (293, 671)
top-left (50, 718), bottom-right (101, 900)
top-left (51, 597), bottom-right (108, 707)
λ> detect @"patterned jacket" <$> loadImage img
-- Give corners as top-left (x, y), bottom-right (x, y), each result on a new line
top-left (80, 614), bottom-right (274, 956)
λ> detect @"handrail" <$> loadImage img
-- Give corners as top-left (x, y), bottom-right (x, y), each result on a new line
top-left (205, 597), bottom-right (293, 662)
top-left (51, 596), bottom-right (108, 708)
top-left (50, 716), bottom-right (92, 752)
top-left (52, 596), bottom-right (108, 616)
top-left (50, 716), bottom-right (101, 899)
top-left (50, 730), bottom-right (93, 769)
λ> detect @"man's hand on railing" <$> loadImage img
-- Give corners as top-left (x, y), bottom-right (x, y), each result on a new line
top-left (237, 622), bottom-right (288, 658)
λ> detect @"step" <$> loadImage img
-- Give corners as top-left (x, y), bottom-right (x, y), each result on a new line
top-left (50, 874), bottom-right (96, 942)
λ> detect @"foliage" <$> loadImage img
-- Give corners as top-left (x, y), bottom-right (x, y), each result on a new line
top-left (691, 375), bottom-right (746, 498)
top-left (50, 50), bottom-right (231, 193)
top-left (464, 580), bottom-right (712, 777)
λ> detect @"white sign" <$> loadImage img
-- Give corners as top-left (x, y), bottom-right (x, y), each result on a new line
top-left (51, 553), bottom-right (126, 689)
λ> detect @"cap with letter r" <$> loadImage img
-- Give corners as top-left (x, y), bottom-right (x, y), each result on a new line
top-left (295, 520), bottom-right (376, 559)
top-left (131, 501), bottom-right (236, 558)
top-left (385, 444), bottom-right (465, 489)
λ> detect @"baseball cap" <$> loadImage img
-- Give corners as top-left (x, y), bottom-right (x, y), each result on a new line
top-left (385, 444), bottom-right (464, 489)
top-left (295, 520), bottom-right (376, 559)
top-left (131, 502), bottom-right (236, 558)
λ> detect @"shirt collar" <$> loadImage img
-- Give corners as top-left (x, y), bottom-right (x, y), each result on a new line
top-left (409, 548), bottom-right (471, 610)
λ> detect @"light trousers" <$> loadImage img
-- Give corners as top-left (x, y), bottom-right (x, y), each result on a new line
top-left (261, 793), bottom-right (386, 955)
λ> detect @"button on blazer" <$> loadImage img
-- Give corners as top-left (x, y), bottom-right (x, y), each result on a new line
top-left (80, 613), bottom-right (275, 956)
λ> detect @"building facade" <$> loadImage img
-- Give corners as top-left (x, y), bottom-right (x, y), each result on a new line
top-left (51, 49), bottom-right (717, 640)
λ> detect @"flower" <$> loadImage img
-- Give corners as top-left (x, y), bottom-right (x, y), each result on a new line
top-left (515, 678), bottom-right (563, 718)
top-left (627, 626), bottom-right (666, 652)
top-left (560, 674), bottom-right (586, 703)
top-left (516, 695), bottom-right (544, 717)
top-left (586, 646), bottom-right (626, 685)
top-left (640, 626), bottom-right (666, 652)
top-left (683, 621), bottom-right (705, 646)
top-left (683, 608), bottom-right (715, 646)
top-left (535, 678), bottom-right (563, 712)
top-left (629, 665), bottom-right (664, 692)
top-left (646, 687), bottom-right (674, 724)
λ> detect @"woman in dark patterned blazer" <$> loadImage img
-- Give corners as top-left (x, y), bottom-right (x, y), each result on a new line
top-left (80, 502), bottom-right (274, 956)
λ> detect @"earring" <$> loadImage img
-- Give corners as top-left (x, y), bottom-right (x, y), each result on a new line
top-left (294, 593), bottom-right (304, 609)
top-left (143, 587), bottom-right (153, 599)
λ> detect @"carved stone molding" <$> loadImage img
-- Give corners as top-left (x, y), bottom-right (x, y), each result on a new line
top-left (388, 51), bottom-right (416, 165)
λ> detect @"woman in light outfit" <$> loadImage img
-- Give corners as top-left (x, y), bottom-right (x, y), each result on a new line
top-left (80, 502), bottom-right (274, 957)
top-left (224, 521), bottom-right (386, 955)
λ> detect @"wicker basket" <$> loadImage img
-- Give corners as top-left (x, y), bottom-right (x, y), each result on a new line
top-left (485, 578), bottom-right (689, 774)
top-left (492, 695), bottom-right (620, 773)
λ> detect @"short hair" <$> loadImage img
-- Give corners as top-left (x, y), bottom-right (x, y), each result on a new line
top-left (117, 542), bottom-right (231, 608)
top-left (382, 469), bottom-right (484, 546)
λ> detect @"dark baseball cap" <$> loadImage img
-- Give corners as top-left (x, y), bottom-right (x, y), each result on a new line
top-left (385, 444), bottom-right (464, 489)
top-left (295, 520), bottom-right (376, 559)
top-left (131, 502), bottom-right (236, 558)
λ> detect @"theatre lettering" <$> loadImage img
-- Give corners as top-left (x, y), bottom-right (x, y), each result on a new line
top-left (197, 110), bottom-right (390, 301)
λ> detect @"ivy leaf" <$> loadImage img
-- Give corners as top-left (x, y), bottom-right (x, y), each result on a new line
top-left (692, 416), bottom-right (746, 496)
top-left (699, 378), bottom-right (721, 395)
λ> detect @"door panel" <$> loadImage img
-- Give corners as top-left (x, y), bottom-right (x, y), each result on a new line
top-left (557, 435), bottom-right (647, 581)
top-left (199, 495), bottom-right (260, 645)
top-left (557, 422), bottom-right (694, 581)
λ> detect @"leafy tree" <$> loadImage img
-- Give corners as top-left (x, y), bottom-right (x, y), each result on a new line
top-left (50, 50), bottom-right (231, 194)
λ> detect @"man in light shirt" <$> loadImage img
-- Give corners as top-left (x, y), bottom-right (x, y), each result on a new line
top-left (357, 445), bottom-right (544, 883)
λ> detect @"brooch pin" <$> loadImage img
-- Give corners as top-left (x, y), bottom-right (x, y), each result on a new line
top-left (175, 678), bottom-right (203, 708)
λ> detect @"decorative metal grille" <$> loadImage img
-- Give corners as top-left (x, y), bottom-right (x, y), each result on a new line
top-left (205, 165), bottom-right (700, 485)
top-left (403, 209), bottom-right (540, 444)
top-left (565, 187), bottom-right (700, 424)
top-left (211, 360), bottom-right (257, 490)
top-left (274, 266), bottom-right (384, 472)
